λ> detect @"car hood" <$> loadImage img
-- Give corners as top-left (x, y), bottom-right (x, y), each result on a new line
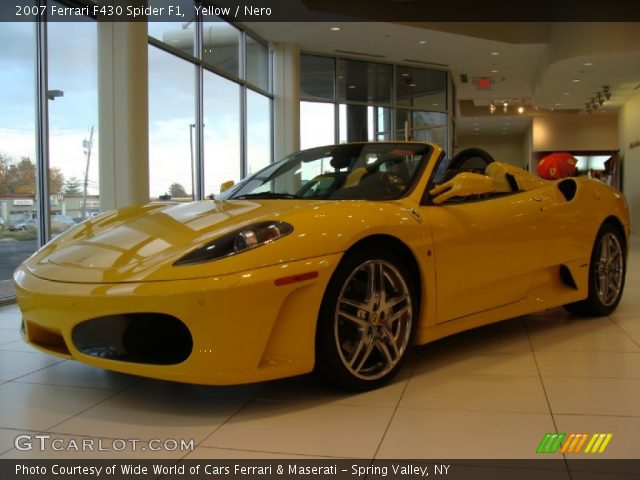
top-left (24, 199), bottom-right (337, 283)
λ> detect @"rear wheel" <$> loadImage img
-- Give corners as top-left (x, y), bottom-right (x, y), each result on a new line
top-left (316, 248), bottom-right (417, 390)
top-left (564, 223), bottom-right (626, 316)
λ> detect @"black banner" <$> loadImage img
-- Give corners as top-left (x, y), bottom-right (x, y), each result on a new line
top-left (2, 460), bottom-right (640, 480)
top-left (2, 0), bottom-right (640, 22)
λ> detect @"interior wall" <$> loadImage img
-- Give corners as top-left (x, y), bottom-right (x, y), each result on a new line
top-left (455, 134), bottom-right (525, 167)
top-left (532, 113), bottom-right (618, 152)
top-left (619, 91), bottom-right (640, 234)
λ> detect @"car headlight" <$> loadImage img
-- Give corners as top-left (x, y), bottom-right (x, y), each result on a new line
top-left (174, 221), bottom-right (294, 266)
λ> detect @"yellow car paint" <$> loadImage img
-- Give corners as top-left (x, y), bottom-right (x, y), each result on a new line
top-left (14, 143), bottom-right (630, 385)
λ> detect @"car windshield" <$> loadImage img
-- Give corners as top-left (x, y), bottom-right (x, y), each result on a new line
top-left (218, 143), bottom-right (432, 201)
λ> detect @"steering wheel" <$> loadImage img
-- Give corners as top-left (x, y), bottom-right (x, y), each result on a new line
top-left (448, 148), bottom-right (495, 173)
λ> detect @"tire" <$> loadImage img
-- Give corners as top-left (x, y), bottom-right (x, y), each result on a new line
top-left (564, 222), bottom-right (626, 316)
top-left (315, 247), bottom-right (418, 391)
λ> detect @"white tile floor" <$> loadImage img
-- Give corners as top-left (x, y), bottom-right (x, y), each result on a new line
top-left (0, 237), bottom-right (638, 460)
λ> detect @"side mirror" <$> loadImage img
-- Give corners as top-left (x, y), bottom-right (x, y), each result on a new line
top-left (219, 180), bottom-right (235, 194)
top-left (430, 172), bottom-right (495, 205)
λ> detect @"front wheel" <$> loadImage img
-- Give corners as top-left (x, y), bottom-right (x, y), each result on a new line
top-left (316, 248), bottom-right (418, 390)
top-left (564, 223), bottom-right (626, 316)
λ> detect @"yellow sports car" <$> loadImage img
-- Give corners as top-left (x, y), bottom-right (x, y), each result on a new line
top-left (14, 143), bottom-right (630, 390)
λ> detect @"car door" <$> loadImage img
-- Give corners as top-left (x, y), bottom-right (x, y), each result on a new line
top-left (424, 189), bottom-right (553, 323)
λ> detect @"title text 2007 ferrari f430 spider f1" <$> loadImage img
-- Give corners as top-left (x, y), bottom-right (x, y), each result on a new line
top-left (14, 143), bottom-right (630, 390)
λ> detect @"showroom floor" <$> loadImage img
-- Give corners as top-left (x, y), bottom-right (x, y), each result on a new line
top-left (0, 238), bottom-right (638, 462)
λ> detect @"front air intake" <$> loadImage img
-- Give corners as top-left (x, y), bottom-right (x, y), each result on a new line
top-left (72, 313), bottom-right (192, 365)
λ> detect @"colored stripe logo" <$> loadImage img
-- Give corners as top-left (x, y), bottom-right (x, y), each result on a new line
top-left (537, 433), bottom-right (613, 454)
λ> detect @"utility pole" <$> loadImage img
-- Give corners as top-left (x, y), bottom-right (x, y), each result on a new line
top-left (81, 126), bottom-right (94, 219)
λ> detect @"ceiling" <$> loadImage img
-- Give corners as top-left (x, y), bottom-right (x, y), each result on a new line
top-left (246, 20), bottom-right (640, 136)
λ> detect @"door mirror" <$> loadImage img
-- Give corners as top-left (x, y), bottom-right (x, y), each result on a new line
top-left (430, 172), bottom-right (495, 205)
top-left (219, 180), bottom-right (235, 194)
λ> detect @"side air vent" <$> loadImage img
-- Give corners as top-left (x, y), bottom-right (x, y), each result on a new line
top-left (557, 178), bottom-right (577, 201)
top-left (559, 265), bottom-right (578, 289)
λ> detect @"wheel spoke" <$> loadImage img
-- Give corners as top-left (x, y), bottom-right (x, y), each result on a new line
top-left (386, 305), bottom-right (410, 325)
top-left (386, 293), bottom-right (408, 311)
top-left (365, 262), bottom-right (376, 304)
top-left (339, 297), bottom-right (368, 312)
top-left (338, 308), bottom-right (368, 328)
top-left (376, 339), bottom-right (396, 366)
top-left (355, 341), bottom-right (375, 372)
top-left (381, 325), bottom-right (401, 358)
top-left (348, 337), bottom-right (367, 367)
top-left (376, 262), bottom-right (387, 306)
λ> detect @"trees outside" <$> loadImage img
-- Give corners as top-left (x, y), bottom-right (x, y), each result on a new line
top-left (64, 176), bottom-right (82, 195)
top-left (0, 154), bottom-right (65, 195)
top-left (169, 182), bottom-right (188, 197)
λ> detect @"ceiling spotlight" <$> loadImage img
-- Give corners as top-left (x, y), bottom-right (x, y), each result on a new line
top-left (409, 83), bottom-right (417, 87)
top-left (417, 40), bottom-right (427, 45)
top-left (491, 51), bottom-right (500, 56)
top-left (330, 26), bottom-right (342, 31)
top-left (571, 79), bottom-right (581, 83)
top-left (583, 62), bottom-right (594, 66)
top-left (603, 85), bottom-right (611, 100)
top-left (489, 103), bottom-right (496, 114)
top-left (490, 69), bottom-right (499, 73)
top-left (517, 106), bottom-right (524, 114)
top-left (562, 92), bottom-right (571, 96)
top-left (503, 101), bottom-right (508, 113)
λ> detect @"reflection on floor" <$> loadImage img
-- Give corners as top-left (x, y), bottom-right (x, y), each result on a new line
top-left (0, 238), bottom-right (638, 463)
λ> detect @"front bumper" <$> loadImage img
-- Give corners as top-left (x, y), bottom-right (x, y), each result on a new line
top-left (14, 253), bottom-right (341, 385)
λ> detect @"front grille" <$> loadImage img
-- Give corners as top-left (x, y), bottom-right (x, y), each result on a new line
top-left (72, 313), bottom-right (193, 365)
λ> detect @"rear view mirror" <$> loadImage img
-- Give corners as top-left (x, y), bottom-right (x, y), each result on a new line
top-left (430, 172), bottom-right (495, 205)
top-left (219, 180), bottom-right (235, 193)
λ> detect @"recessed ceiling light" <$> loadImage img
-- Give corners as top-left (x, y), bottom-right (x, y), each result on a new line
top-left (554, 103), bottom-right (562, 107)
top-left (562, 92), bottom-right (571, 96)
top-left (571, 79), bottom-right (581, 83)
top-left (401, 73), bottom-right (410, 77)
top-left (348, 84), bottom-right (356, 89)
top-left (583, 62), bottom-right (594, 66)
top-left (409, 83), bottom-right (416, 87)
top-left (432, 103), bottom-right (439, 106)
top-left (330, 26), bottom-right (342, 32)
top-left (474, 127), bottom-right (480, 131)
top-left (491, 51), bottom-right (500, 56)
top-left (490, 69), bottom-right (499, 73)
top-left (417, 40), bottom-right (427, 45)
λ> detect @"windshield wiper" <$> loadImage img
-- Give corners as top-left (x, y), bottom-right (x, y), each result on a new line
top-left (232, 192), bottom-right (300, 200)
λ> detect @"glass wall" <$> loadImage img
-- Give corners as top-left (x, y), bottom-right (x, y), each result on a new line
top-left (47, 19), bottom-right (99, 231)
top-left (0, 23), bottom-right (38, 283)
top-left (149, 17), bottom-right (272, 199)
top-left (300, 54), bottom-right (449, 153)
top-left (148, 45), bottom-right (196, 199)
top-left (203, 71), bottom-right (241, 194)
